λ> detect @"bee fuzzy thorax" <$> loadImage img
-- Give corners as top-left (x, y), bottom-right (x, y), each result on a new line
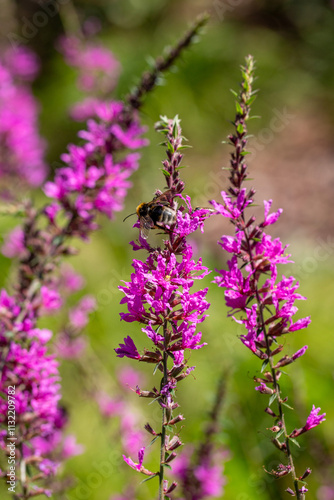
top-left (136, 203), bottom-right (147, 217)
top-left (134, 190), bottom-right (177, 239)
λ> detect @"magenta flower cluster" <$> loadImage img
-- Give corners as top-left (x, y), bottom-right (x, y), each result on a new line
top-left (116, 116), bottom-right (212, 496)
top-left (0, 35), bottom-right (148, 497)
top-left (58, 35), bottom-right (121, 121)
top-left (44, 100), bottom-right (147, 235)
top-left (0, 46), bottom-right (47, 189)
top-left (211, 56), bottom-right (325, 496)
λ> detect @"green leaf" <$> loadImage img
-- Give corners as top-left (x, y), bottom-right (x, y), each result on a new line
top-left (288, 437), bottom-right (300, 448)
top-left (140, 474), bottom-right (158, 484)
top-left (162, 464), bottom-right (172, 470)
top-left (178, 145), bottom-right (192, 150)
top-left (172, 120), bottom-right (178, 139)
top-left (261, 359), bottom-right (269, 372)
top-left (148, 436), bottom-right (160, 447)
top-left (281, 402), bottom-right (294, 410)
top-left (161, 169), bottom-right (171, 177)
top-left (230, 89), bottom-right (238, 97)
top-left (153, 363), bottom-right (160, 376)
top-left (237, 123), bottom-right (244, 134)
top-left (246, 95), bottom-right (257, 106)
top-left (269, 393), bottom-right (277, 406)
top-left (167, 141), bottom-right (174, 154)
top-left (235, 101), bottom-right (243, 115)
top-left (275, 428), bottom-right (284, 439)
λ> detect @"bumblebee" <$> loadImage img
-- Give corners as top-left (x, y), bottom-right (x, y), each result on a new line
top-left (124, 190), bottom-right (177, 240)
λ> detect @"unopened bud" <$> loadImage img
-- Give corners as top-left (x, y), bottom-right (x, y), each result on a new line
top-left (265, 407), bottom-right (277, 418)
top-left (300, 467), bottom-right (312, 480)
top-left (163, 452), bottom-right (177, 464)
top-left (144, 423), bottom-right (157, 435)
top-left (167, 414), bottom-right (185, 426)
top-left (166, 436), bottom-right (182, 451)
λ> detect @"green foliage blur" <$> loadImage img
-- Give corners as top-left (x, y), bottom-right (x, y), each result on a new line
top-left (1, 1), bottom-right (334, 499)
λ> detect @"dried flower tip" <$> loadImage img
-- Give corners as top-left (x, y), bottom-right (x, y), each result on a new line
top-left (165, 481), bottom-right (178, 494)
top-left (269, 425), bottom-right (281, 433)
top-left (163, 452), bottom-right (177, 464)
top-left (169, 363), bottom-right (186, 378)
top-left (270, 345), bottom-right (284, 357)
top-left (264, 464), bottom-right (291, 477)
top-left (273, 355), bottom-right (293, 369)
top-left (165, 436), bottom-right (183, 451)
top-left (166, 414), bottom-right (185, 426)
top-left (300, 467), bottom-right (312, 480)
top-left (265, 407), bottom-right (277, 418)
top-left (144, 423), bottom-right (157, 436)
top-left (136, 389), bottom-right (157, 398)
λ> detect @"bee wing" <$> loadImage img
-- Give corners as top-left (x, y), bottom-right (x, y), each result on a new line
top-left (140, 216), bottom-right (154, 240)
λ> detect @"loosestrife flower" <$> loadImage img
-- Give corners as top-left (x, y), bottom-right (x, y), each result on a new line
top-left (58, 34), bottom-right (121, 121)
top-left (211, 55), bottom-right (324, 498)
top-left (0, 18), bottom-right (208, 498)
top-left (116, 116), bottom-right (212, 498)
top-left (0, 46), bottom-right (47, 189)
top-left (0, 92), bottom-right (146, 494)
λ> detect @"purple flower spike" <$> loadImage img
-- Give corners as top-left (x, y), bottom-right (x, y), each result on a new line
top-left (117, 115), bottom-right (213, 492)
top-left (211, 55), bottom-right (322, 497)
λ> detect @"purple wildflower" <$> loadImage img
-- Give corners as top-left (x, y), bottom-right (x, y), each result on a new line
top-left (212, 55), bottom-right (320, 496)
top-left (58, 35), bottom-right (121, 95)
top-left (123, 447), bottom-right (146, 472)
top-left (2, 226), bottom-right (26, 259)
top-left (117, 116), bottom-right (212, 496)
top-left (69, 295), bottom-right (96, 329)
top-left (304, 406), bottom-right (326, 430)
top-left (115, 336), bottom-right (141, 360)
top-left (0, 47), bottom-right (47, 189)
top-left (290, 405), bottom-right (326, 439)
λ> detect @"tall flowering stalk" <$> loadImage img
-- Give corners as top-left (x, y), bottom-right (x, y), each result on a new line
top-left (0, 18), bottom-right (207, 498)
top-left (116, 116), bottom-right (212, 498)
top-left (211, 56), bottom-right (325, 498)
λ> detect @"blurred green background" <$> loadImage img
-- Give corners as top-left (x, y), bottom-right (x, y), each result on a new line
top-left (1, 0), bottom-right (334, 499)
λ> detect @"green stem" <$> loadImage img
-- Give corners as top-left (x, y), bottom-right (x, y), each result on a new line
top-left (159, 323), bottom-right (169, 500)
top-left (243, 227), bottom-right (301, 499)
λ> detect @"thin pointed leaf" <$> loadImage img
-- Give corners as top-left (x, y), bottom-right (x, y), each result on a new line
top-left (140, 474), bottom-right (158, 484)
top-left (282, 402), bottom-right (294, 410)
top-left (269, 393), bottom-right (278, 406)
top-left (288, 437), bottom-right (300, 448)
top-left (261, 359), bottom-right (269, 373)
